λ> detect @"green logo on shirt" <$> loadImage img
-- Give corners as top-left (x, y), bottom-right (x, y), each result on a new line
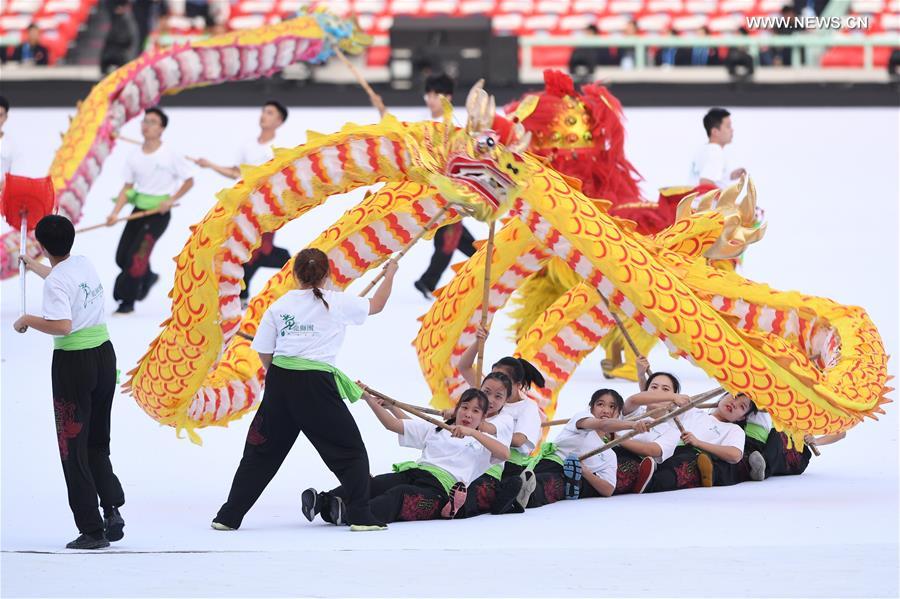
top-left (78, 282), bottom-right (103, 308)
top-left (279, 314), bottom-right (298, 336)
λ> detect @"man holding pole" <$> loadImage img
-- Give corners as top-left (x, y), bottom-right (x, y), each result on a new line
top-left (106, 107), bottom-right (193, 314)
top-left (189, 100), bottom-right (291, 307)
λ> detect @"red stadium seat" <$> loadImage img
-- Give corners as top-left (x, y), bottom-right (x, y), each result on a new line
top-left (523, 13), bottom-right (560, 32)
top-left (672, 12), bottom-right (708, 30)
top-left (559, 13), bottom-right (596, 31)
top-left (707, 13), bottom-right (742, 31)
top-left (821, 45), bottom-right (893, 67)
top-left (719, 0), bottom-right (756, 13)
top-left (608, 0), bottom-right (644, 13)
top-left (638, 12), bottom-right (672, 31)
top-left (849, 0), bottom-right (885, 13)
top-left (460, 0), bottom-right (497, 14)
top-left (354, 0), bottom-right (388, 14)
top-left (500, 0), bottom-right (534, 12)
top-left (881, 12), bottom-right (900, 29)
top-left (529, 45), bottom-right (573, 66)
top-left (493, 12), bottom-right (524, 32)
top-left (684, 0), bottom-right (717, 13)
top-left (647, 0), bottom-right (682, 13)
top-left (573, 0), bottom-right (607, 11)
top-left (366, 45), bottom-right (390, 66)
top-left (598, 13), bottom-right (632, 30)
top-left (757, 0), bottom-right (787, 13)
top-left (423, 0), bottom-right (459, 12)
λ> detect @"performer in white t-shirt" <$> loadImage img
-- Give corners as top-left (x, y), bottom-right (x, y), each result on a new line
top-left (526, 389), bottom-right (646, 508)
top-left (213, 248), bottom-right (399, 532)
top-left (107, 107), bottom-right (194, 314)
top-left (310, 388), bottom-right (509, 526)
top-left (14, 215), bottom-right (126, 550)
top-left (639, 390), bottom-right (758, 493)
top-left (190, 100), bottom-right (291, 306)
top-left (457, 326), bottom-right (547, 513)
top-left (688, 108), bottom-right (746, 189)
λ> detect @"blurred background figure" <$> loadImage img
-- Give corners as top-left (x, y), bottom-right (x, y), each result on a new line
top-left (101, 0), bottom-right (139, 73)
top-left (12, 24), bottom-right (49, 65)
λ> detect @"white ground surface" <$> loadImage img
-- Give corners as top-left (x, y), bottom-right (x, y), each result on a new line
top-left (1, 106), bottom-right (898, 598)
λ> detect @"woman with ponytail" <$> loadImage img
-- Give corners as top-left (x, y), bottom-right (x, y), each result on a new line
top-left (213, 248), bottom-right (398, 532)
top-left (457, 326), bottom-right (546, 514)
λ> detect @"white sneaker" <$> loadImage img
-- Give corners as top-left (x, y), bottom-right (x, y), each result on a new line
top-left (748, 451), bottom-right (766, 481)
top-left (211, 521), bottom-right (235, 531)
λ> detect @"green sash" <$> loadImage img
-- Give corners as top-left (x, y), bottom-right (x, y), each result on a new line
top-left (271, 356), bottom-right (363, 402)
top-left (54, 324), bottom-right (110, 351)
top-left (393, 460), bottom-right (456, 494)
top-left (123, 188), bottom-right (169, 211)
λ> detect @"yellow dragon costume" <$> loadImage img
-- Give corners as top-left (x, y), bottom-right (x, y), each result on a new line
top-left (123, 82), bottom-right (889, 448)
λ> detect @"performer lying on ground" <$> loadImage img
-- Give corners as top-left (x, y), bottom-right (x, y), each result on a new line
top-left (304, 388), bottom-right (510, 525)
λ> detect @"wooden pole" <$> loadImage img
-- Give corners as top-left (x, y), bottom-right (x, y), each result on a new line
top-left (578, 387), bottom-right (724, 461)
top-left (18, 214), bottom-right (26, 317)
top-left (598, 293), bottom-right (644, 362)
top-left (541, 400), bottom-right (720, 428)
top-left (358, 207), bottom-right (449, 298)
top-left (329, 40), bottom-right (384, 113)
top-left (75, 204), bottom-right (178, 234)
top-left (360, 384), bottom-right (451, 431)
top-left (474, 221), bottom-right (496, 381)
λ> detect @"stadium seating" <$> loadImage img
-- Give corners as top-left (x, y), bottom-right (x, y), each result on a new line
top-left (1, 0), bottom-right (97, 64)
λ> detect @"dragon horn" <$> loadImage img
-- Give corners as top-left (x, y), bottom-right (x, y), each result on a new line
top-left (739, 177), bottom-right (758, 224)
top-left (696, 189), bottom-right (718, 212)
top-left (675, 193), bottom-right (698, 220)
top-left (466, 79), bottom-right (486, 133)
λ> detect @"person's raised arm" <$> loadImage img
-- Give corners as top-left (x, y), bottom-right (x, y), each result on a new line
top-left (456, 324), bottom-right (487, 387)
top-left (188, 157), bottom-right (241, 180)
top-left (577, 416), bottom-right (650, 435)
top-left (365, 392), bottom-right (405, 434)
top-left (368, 260), bottom-right (398, 315)
top-left (19, 255), bottom-right (52, 279)
top-left (623, 390), bottom-right (689, 415)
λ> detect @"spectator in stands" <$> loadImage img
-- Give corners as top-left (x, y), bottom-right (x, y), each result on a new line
top-left (688, 27), bottom-right (723, 67)
top-left (414, 74), bottom-right (477, 300)
top-left (0, 96), bottom-right (13, 191)
top-left (12, 25), bottom-right (49, 66)
top-left (688, 108), bottom-right (746, 189)
top-left (774, 4), bottom-right (804, 66)
top-left (133, 0), bottom-right (163, 50)
top-left (569, 25), bottom-right (615, 81)
top-left (617, 19), bottom-right (638, 70)
top-left (101, 0), bottom-right (139, 74)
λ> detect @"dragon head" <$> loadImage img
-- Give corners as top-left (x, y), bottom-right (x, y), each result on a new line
top-left (676, 176), bottom-right (767, 260)
top-left (420, 81), bottom-right (531, 222)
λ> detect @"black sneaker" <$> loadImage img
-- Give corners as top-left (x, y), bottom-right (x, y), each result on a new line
top-left (321, 494), bottom-right (346, 526)
top-left (114, 302), bottom-right (134, 315)
top-left (413, 280), bottom-right (433, 300)
top-left (491, 475), bottom-right (525, 515)
top-left (103, 507), bottom-right (125, 542)
top-left (137, 272), bottom-right (159, 301)
top-left (301, 488), bottom-right (321, 522)
top-left (66, 532), bottom-right (110, 550)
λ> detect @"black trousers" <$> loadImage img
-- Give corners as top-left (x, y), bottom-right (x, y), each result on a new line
top-left (216, 367), bottom-right (374, 528)
top-left (51, 341), bottom-right (124, 534)
top-left (113, 208), bottom-right (170, 304)
top-left (329, 468), bottom-right (448, 523)
top-left (241, 232), bottom-right (290, 299)
top-left (417, 223), bottom-right (476, 292)
top-left (460, 461), bottom-right (527, 518)
top-left (613, 446), bottom-right (644, 495)
top-left (526, 459), bottom-right (564, 508)
top-left (646, 446), bottom-right (740, 493)
top-left (738, 432), bottom-right (812, 481)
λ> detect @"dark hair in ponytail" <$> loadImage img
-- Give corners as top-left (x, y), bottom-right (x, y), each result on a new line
top-left (440, 388), bottom-right (489, 431)
top-left (482, 371), bottom-right (513, 399)
top-left (492, 356), bottom-right (546, 390)
top-left (293, 248), bottom-right (330, 310)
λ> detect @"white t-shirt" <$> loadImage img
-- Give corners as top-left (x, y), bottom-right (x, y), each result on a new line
top-left (689, 142), bottom-right (729, 188)
top-left (234, 134), bottom-right (281, 167)
top-left (499, 398), bottom-right (542, 455)
top-left (399, 418), bottom-right (507, 486)
top-left (746, 410), bottom-right (772, 431)
top-left (679, 408), bottom-right (745, 452)
top-left (251, 289), bottom-right (369, 366)
top-left (41, 256), bottom-right (106, 335)
top-left (551, 410), bottom-right (618, 488)
top-left (618, 406), bottom-right (680, 463)
top-left (124, 144), bottom-right (193, 196)
top-left (488, 411), bottom-right (515, 447)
